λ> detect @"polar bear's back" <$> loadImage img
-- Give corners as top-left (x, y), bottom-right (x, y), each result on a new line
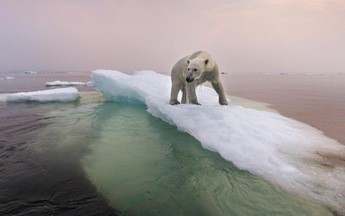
top-left (190, 51), bottom-right (210, 59)
top-left (190, 51), bottom-right (216, 71)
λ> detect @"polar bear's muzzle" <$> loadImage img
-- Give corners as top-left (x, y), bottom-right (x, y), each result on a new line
top-left (186, 77), bottom-right (194, 83)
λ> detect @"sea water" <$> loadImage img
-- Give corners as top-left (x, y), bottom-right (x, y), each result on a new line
top-left (0, 92), bottom-right (333, 215)
top-left (0, 70), bottom-right (344, 215)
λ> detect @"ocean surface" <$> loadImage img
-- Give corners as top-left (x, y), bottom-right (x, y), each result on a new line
top-left (1, 71), bottom-right (344, 215)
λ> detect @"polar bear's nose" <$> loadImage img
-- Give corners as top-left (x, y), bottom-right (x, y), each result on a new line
top-left (186, 77), bottom-right (194, 83)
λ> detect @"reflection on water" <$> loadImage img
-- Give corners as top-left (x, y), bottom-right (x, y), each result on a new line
top-left (0, 93), bottom-right (333, 215)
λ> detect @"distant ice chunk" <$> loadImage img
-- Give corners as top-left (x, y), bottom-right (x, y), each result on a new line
top-left (45, 80), bottom-right (91, 87)
top-left (24, 71), bottom-right (38, 74)
top-left (6, 87), bottom-right (80, 102)
top-left (0, 76), bottom-right (14, 80)
top-left (91, 70), bottom-right (345, 214)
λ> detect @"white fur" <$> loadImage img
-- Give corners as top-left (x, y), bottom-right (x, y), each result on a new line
top-left (169, 51), bottom-right (228, 105)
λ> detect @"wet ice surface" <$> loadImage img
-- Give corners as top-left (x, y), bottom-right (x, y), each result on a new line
top-left (92, 70), bottom-right (345, 215)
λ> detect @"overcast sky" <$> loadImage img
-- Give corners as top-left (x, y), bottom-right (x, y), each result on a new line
top-left (1, 0), bottom-right (344, 74)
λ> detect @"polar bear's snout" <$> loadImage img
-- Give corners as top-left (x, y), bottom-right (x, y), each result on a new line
top-left (186, 70), bottom-right (199, 83)
top-left (186, 76), bottom-right (194, 83)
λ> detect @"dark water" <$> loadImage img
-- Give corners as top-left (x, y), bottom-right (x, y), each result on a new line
top-left (0, 93), bottom-right (333, 215)
top-left (0, 102), bottom-right (117, 215)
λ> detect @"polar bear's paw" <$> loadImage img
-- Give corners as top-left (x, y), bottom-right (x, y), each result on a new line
top-left (169, 100), bottom-right (180, 105)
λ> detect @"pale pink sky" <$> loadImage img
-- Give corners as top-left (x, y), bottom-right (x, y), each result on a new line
top-left (1, 0), bottom-right (344, 73)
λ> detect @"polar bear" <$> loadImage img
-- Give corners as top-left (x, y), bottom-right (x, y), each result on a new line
top-left (169, 51), bottom-right (228, 105)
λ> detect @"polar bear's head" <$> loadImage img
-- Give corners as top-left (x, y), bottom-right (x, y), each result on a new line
top-left (184, 58), bottom-right (212, 83)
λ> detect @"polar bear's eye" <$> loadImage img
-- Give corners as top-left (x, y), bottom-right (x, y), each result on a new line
top-left (187, 68), bottom-right (191, 71)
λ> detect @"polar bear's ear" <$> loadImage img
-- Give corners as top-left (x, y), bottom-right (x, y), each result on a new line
top-left (204, 59), bottom-right (209, 65)
top-left (187, 59), bottom-right (190, 64)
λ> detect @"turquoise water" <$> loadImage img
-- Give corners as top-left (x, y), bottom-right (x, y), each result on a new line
top-left (20, 93), bottom-right (332, 215)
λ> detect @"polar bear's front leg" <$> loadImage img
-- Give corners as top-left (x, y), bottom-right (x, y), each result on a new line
top-left (211, 79), bottom-right (228, 105)
top-left (187, 83), bottom-right (201, 105)
top-left (170, 82), bottom-right (181, 105)
top-left (181, 86), bottom-right (187, 104)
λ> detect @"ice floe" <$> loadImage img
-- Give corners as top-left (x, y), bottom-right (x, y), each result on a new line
top-left (6, 87), bottom-right (80, 102)
top-left (91, 70), bottom-right (345, 214)
top-left (0, 77), bottom-right (15, 80)
top-left (45, 80), bottom-right (91, 87)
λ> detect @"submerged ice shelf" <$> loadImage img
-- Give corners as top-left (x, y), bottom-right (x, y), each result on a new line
top-left (92, 70), bottom-right (345, 214)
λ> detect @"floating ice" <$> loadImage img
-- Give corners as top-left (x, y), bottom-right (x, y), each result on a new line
top-left (92, 70), bottom-right (345, 214)
top-left (45, 80), bottom-right (91, 87)
top-left (6, 87), bottom-right (80, 102)
top-left (0, 76), bottom-right (14, 80)
top-left (24, 71), bottom-right (38, 74)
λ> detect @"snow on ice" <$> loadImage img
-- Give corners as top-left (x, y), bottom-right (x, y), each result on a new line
top-left (45, 80), bottom-right (91, 87)
top-left (6, 87), bottom-right (80, 102)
